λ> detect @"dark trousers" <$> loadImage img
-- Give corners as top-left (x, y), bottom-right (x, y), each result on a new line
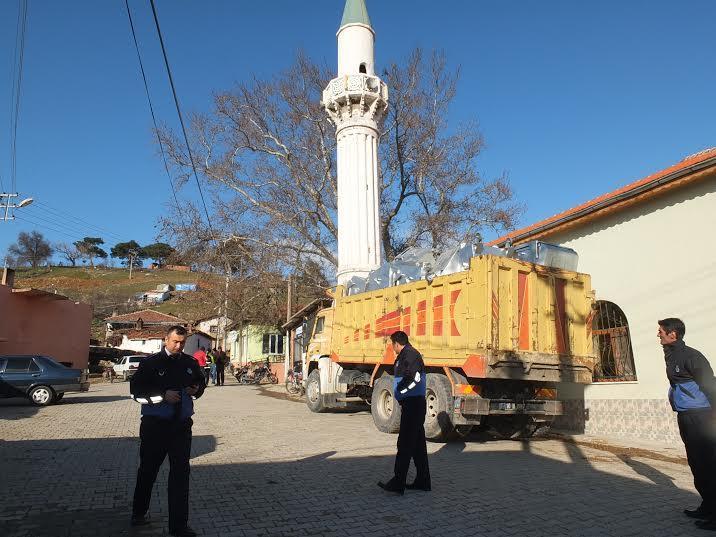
top-left (133, 417), bottom-right (193, 531)
top-left (203, 367), bottom-right (210, 386)
top-left (394, 396), bottom-right (430, 486)
top-left (678, 411), bottom-right (716, 510)
top-left (216, 366), bottom-right (225, 386)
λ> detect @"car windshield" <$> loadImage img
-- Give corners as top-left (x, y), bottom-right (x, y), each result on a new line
top-left (129, 357), bottom-right (143, 363)
top-left (37, 356), bottom-right (67, 369)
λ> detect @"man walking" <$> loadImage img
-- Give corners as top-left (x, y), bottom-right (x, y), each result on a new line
top-left (659, 318), bottom-right (716, 530)
top-left (207, 348), bottom-right (217, 386)
top-left (192, 346), bottom-right (209, 387)
top-left (130, 325), bottom-right (205, 537)
top-left (378, 331), bottom-right (431, 495)
top-left (215, 347), bottom-right (226, 386)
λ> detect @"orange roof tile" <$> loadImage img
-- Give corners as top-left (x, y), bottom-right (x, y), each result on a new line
top-left (489, 147), bottom-right (716, 246)
top-left (105, 309), bottom-right (187, 324)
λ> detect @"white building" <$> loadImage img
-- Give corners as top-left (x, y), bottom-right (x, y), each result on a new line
top-left (491, 147), bottom-right (716, 444)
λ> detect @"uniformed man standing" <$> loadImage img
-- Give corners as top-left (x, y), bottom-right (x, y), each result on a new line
top-left (130, 325), bottom-right (205, 537)
top-left (378, 331), bottom-right (431, 495)
top-left (659, 318), bottom-right (716, 530)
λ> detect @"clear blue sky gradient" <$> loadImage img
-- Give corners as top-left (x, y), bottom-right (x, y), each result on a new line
top-left (1, 0), bottom-right (715, 261)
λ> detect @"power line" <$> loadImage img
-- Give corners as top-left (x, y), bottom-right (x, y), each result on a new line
top-left (148, 0), bottom-right (217, 243)
top-left (14, 214), bottom-right (88, 242)
top-left (9, 0), bottom-right (28, 194)
top-left (32, 201), bottom-right (126, 242)
top-left (18, 207), bottom-right (120, 242)
top-left (123, 0), bottom-right (189, 232)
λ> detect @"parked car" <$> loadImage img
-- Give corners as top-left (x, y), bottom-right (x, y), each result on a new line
top-left (0, 355), bottom-right (90, 406)
top-left (113, 355), bottom-right (146, 381)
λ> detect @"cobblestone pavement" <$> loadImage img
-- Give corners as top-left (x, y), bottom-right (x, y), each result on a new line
top-left (0, 377), bottom-right (707, 537)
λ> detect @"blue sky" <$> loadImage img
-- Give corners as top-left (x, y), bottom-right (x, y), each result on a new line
top-left (1, 0), bottom-right (714, 262)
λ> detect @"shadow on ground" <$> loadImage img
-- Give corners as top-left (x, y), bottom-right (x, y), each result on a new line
top-left (0, 432), bottom-right (701, 537)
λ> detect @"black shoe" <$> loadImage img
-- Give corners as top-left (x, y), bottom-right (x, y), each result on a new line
top-left (686, 507), bottom-right (713, 520)
top-left (406, 480), bottom-right (431, 492)
top-left (169, 527), bottom-right (197, 537)
top-left (377, 480), bottom-right (404, 495)
top-left (130, 514), bottom-right (150, 526)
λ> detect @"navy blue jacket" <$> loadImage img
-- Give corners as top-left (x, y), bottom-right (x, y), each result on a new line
top-left (393, 344), bottom-right (426, 402)
top-left (130, 350), bottom-right (205, 421)
top-left (664, 340), bottom-right (716, 413)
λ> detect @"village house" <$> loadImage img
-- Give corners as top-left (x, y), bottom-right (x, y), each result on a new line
top-left (0, 268), bottom-right (92, 369)
top-left (226, 322), bottom-right (286, 382)
top-left (105, 309), bottom-right (214, 355)
top-left (490, 147), bottom-right (716, 444)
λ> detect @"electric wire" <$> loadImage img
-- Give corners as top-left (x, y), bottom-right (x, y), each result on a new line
top-left (147, 0), bottom-right (217, 243)
top-left (124, 0), bottom-right (189, 232)
top-left (17, 207), bottom-right (122, 243)
top-left (32, 201), bottom-right (126, 242)
top-left (14, 214), bottom-right (91, 242)
top-left (9, 0), bottom-right (28, 194)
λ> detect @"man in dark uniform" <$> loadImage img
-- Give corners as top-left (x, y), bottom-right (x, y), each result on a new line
top-left (215, 347), bottom-right (226, 386)
top-left (130, 325), bottom-right (205, 537)
top-left (378, 331), bottom-right (431, 495)
top-left (659, 318), bottom-right (716, 530)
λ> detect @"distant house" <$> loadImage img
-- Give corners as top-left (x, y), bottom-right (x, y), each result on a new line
top-left (192, 315), bottom-right (232, 347)
top-left (226, 322), bottom-right (286, 382)
top-left (105, 309), bottom-right (213, 355)
top-left (105, 309), bottom-right (187, 346)
top-left (134, 290), bottom-right (170, 305)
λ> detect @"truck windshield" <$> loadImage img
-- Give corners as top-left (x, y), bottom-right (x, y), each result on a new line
top-left (315, 317), bottom-right (325, 334)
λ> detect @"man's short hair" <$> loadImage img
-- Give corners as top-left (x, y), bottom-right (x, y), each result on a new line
top-left (658, 318), bottom-right (685, 340)
top-left (200, 346), bottom-right (206, 351)
top-left (390, 331), bottom-right (409, 346)
top-left (166, 325), bottom-right (188, 337)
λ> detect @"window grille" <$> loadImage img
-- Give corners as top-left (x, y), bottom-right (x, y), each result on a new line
top-left (592, 301), bottom-right (637, 382)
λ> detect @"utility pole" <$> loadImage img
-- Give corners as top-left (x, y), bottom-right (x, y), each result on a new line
top-left (285, 275), bottom-right (292, 377)
top-left (128, 249), bottom-right (138, 280)
top-left (0, 193), bottom-right (33, 221)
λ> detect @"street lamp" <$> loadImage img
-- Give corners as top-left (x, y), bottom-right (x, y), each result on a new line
top-left (1, 193), bottom-right (35, 221)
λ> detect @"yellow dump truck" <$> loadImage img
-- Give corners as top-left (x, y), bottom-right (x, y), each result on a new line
top-left (304, 248), bottom-right (596, 440)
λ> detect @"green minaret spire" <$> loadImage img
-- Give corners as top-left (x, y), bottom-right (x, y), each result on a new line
top-left (340, 0), bottom-right (372, 28)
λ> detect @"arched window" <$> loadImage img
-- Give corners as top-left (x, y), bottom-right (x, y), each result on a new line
top-left (592, 301), bottom-right (637, 382)
top-left (359, 63), bottom-right (367, 74)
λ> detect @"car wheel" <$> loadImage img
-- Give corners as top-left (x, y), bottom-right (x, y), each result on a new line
top-left (29, 385), bottom-right (55, 406)
top-left (123, 372), bottom-right (129, 382)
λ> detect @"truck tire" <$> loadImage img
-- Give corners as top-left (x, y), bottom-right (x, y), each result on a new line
top-left (424, 373), bottom-right (456, 442)
top-left (305, 369), bottom-right (326, 413)
top-left (371, 375), bottom-right (401, 433)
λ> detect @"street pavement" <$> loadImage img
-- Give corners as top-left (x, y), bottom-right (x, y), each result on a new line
top-left (0, 376), bottom-right (708, 537)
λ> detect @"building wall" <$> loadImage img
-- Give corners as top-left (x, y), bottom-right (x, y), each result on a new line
top-left (0, 286), bottom-right (92, 369)
top-left (544, 176), bottom-right (716, 443)
top-left (184, 333), bottom-right (213, 356)
top-left (118, 336), bottom-right (163, 354)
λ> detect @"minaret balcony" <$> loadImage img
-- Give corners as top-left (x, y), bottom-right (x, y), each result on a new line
top-left (322, 74), bottom-right (388, 123)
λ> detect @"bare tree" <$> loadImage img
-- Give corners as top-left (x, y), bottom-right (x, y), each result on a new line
top-left (158, 49), bottom-right (521, 277)
top-left (56, 242), bottom-right (82, 267)
top-left (8, 231), bottom-right (53, 268)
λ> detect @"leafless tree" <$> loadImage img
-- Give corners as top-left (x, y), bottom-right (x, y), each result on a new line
top-left (158, 49), bottom-right (522, 277)
top-left (55, 242), bottom-right (82, 267)
top-left (8, 231), bottom-right (53, 268)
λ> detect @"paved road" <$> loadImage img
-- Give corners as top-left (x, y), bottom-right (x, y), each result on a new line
top-left (0, 378), bottom-right (706, 536)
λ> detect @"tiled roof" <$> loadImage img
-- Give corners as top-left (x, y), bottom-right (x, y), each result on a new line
top-left (489, 147), bottom-right (716, 246)
top-left (105, 309), bottom-right (187, 324)
top-left (116, 328), bottom-right (167, 341)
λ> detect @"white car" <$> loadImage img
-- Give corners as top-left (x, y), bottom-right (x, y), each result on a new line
top-left (113, 355), bottom-right (146, 381)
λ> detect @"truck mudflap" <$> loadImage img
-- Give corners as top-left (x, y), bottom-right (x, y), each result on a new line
top-left (452, 396), bottom-right (563, 424)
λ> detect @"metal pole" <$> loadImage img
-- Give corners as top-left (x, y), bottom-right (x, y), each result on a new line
top-left (285, 275), bottom-right (292, 377)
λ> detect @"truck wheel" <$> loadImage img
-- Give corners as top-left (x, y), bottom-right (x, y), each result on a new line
top-left (371, 376), bottom-right (401, 433)
top-left (305, 369), bottom-right (326, 413)
top-left (424, 373), bottom-right (456, 442)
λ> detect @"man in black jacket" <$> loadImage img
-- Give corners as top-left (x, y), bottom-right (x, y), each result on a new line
top-left (659, 318), bottom-right (716, 530)
top-left (378, 331), bottom-right (431, 495)
top-left (129, 325), bottom-right (205, 537)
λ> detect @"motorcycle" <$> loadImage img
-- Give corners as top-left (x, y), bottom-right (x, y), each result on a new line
top-left (251, 361), bottom-right (278, 385)
top-left (285, 362), bottom-right (304, 395)
top-left (233, 364), bottom-right (253, 384)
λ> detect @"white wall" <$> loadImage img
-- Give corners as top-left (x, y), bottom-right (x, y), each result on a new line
top-left (546, 178), bottom-right (716, 400)
top-left (118, 336), bottom-right (162, 354)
